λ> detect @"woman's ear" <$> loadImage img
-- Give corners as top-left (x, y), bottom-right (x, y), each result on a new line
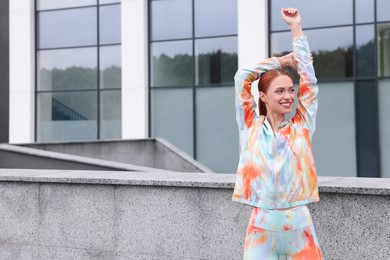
top-left (259, 91), bottom-right (267, 103)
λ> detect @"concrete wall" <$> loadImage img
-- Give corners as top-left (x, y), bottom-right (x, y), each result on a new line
top-left (19, 139), bottom-right (212, 173)
top-left (0, 0), bottom-right (9, 143)
top-left (0, 169), bottom-right (389, 259)
top-left (0, 144), bottom-right (175, 172)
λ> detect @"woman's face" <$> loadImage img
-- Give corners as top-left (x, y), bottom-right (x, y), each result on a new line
top-left (260, 75), bottom-right (295, 116)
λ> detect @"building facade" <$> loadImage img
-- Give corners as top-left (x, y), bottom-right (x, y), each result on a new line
top-left (3, 0), bottom-right (390, 177)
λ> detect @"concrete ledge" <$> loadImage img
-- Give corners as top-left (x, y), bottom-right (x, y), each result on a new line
top-left (0, 144), bottom-right (174, 172)
top-left (18, 138), bottom-right (213, 173)
top-left (0, 169), bottom-right (389, 259)
top-left (0, 169), bottom-right (389, 195)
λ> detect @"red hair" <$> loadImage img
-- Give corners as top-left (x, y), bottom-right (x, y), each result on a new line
top-left (258, 69), bottom-right (293, 116)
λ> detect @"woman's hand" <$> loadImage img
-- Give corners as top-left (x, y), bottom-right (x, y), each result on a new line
top-left (281, 8), bottom-right (304, 37)
top-left (281, 8), bottom-right (301, 27)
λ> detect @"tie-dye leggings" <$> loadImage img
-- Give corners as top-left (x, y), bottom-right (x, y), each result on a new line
top-left (244, 205), bottom-right (322, 259)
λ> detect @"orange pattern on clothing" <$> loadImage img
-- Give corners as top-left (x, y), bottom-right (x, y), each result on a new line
top-left (233, 36), bottom-right (319, 209)
top-left (292, 229), bottom-right (323, 259)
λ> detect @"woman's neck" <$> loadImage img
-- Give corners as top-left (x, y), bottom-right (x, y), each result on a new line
top-left (265, 112), bottom-right (285, 132)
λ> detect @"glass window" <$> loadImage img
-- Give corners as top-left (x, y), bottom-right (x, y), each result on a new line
top-left (37, 0), bottom-right (97, 11)
top-left (150, 0), bottom-right (192, 41)
top-left (378, 80), bottom-right (390, 178)
top-left (271, 0), bottom-right (353, 31)
top-left (356, 80), bottom-right (380, 177)
top-left (356, 25), bottom-right (375, 77)
top-left (196, 87), bottom-right (239, 172)
top-left (377, 0), bottom-right (390, 22)
top-left (99, 5), bottom-right (121, 45)
top-left (378, 23), bottom-right (390, 77)
top-left (100, 90), bottom-right (121, 139)
top-left (37, 91), bottom-right (98, 142)
top-left (355, 0), bottom-right (374, 24)
top-left (195, 36), bottom-right (237, 85)
top-left (37, 48), bottom-right (98, 91)
top-left (271, 27), bottom-right (353, 79)
top-left (312, 82), bottom-right (357, 177)
top-left (194, 0), bottom-right (237, 37)
top-left (100, 46), bottom-right (121, 89)
top-left (100, 0), bottom-right (121, 5)
top-left (37, 8), bottom-right (97, 49)
top-left (150, 40), bottom-right (193, 87)
top-left (151, 88), bottom-right (194, 156)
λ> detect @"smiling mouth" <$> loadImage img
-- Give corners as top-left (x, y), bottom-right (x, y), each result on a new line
top-left (280, 102), bottom-right (292, 108)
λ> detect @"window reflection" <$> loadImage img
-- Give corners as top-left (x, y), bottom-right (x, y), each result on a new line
top-left (196, 87), bottom-right (238, 172)
top-left (150, 0), bottom-right (192, 41)
top-left (100, 0), bottom-right (121, 5)
top-left (100, 90), bottom-right (121, 139)
top-left (271, 0), bottom-right (352, 31)
top-left (100, 5), bottom-right (121, 44)
top-left (378, 80), bottom-right (390, 178)
top-left (271, 27), bottom-right (353, 79)
top-left (37, 48), bottom-right (98, 91)
top-left (38, 8), bottom-right (97, 49)
top-left (377, 0), bottom-right (390, 22)
top-left (100, 46), bottom-right (121, 89)
top-left (195, 36), bottom-right (237, 85)
top-left (151, 40), bottom-right (193, 87)
top-left (312, 82), bottom-right (357, 177)
top-left (355, 0), bottom-right (374, 24)
top-left (37, 92), bottom-right (98, 142)
top-left (356, 25), bottom-right (375, 77)
top-left (37, 0), bottom-right (96, 10)
top-left (151, 88), bottom-right (194, 156)
top-left (195, 0), bottom-right (237, 37)
top-left (378, 23), bottom-right (390, 77)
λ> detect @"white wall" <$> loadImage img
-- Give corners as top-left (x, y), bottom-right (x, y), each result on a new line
top-left (9, 0), bottom-right (35, 143)
top-left (237, 0), bottom-right (268, 66)
top-left (121, 0), bottom-right (149, 139)
top-left (237, 0), bottom-right (268, 115)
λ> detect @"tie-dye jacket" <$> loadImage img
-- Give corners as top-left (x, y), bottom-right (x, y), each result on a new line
top-left (232, 36), bottom-right (319, 209)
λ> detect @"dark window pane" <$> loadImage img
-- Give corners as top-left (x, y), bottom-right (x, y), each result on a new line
top-left (195, 36), bottom-right (237, 85)
top-left (356, 80), bottom-right (380, 177)
top-left (100, 46), bottom-right (121, 89)
top-left (151, 88), bottom-right (194, 156)
top-left (196, 87), bottom-right (239, 172)
top-left (355, 0), bottom-right (374, 23)
top-left (37, 0), bottom-right (97, 10)
top-left (100, 5), bottom-right (121, 44)
top-left (37, 91), bottom-right (98, 142)
top-left (356, 25), bottom-right (375, 77)
top-left (195, 0), bottom-right (237, 37)
top-left (37, 48), bottom-right (98, 91)
top-left (271, 0), bottom-right (352, 31)
top-left (38, 8), bottom-right (97, 49)
top-left (150, 40), bottom-right (193, 87)
top-left (378, 23), bottom-right (390, 77)
top-left (100, 90), bottom-right (121, 139)
top-left (150, 0), bottom-right (192, 41)
top-left (377, 0), bottom-right (390, 22)
top-left (271, 27), bottom-right (353, 79)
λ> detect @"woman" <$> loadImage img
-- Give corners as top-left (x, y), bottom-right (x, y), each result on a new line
top-left (233, 8), bottom-right (323, 259)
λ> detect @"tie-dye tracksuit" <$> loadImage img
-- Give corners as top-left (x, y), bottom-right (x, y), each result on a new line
top-left (233, 36), bottom-right (322, 259)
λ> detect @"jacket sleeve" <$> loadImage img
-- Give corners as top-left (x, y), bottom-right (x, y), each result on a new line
top-left (234, 57), bottom-right (281, 130)
top-left (292, 36), bottom-right (318, 135)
